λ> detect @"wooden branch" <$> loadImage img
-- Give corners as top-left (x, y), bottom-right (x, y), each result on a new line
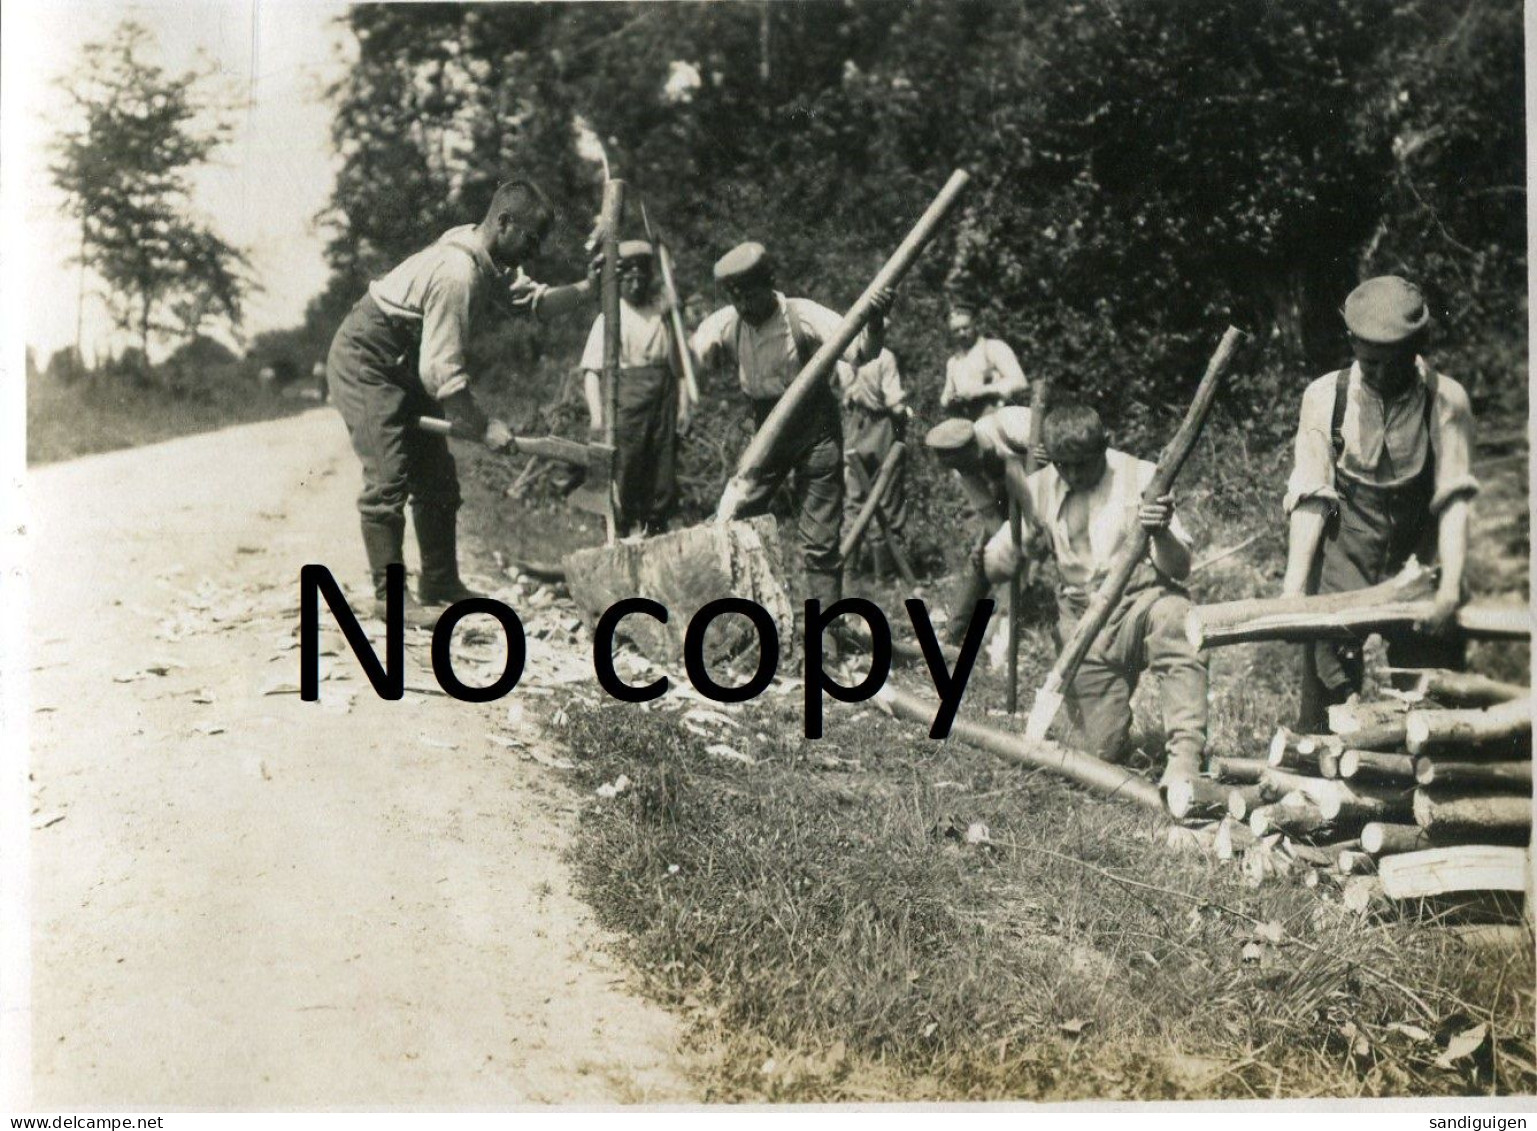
top-left (1250, 793), bottom-right (1329, 838)
top-left (1258, 769), bottom-right (1411, 825)
top-left (1328, 700), bottom-right (1409, 740)
top-left (1267, 727), bottom-right (1340, 773)
top-left (1413, 789), bottom-right (1532, 836)
top-left (1361, 821), bottom-right (1433, 857)
top-left (1339, 749), bottom-right (1417, 784)
top-left (1404, 700), bottom-right (1533, 759)
top-left (1209, 755), bottom-right (1267, 784)
top-left (874, 686), bottom-right (1164, 811)
top-left (1164, 776), bottom-right (1231, 821)
top-left (1415, 758), bottom-right (1532, 789)
top-left (1387, 668), bottom-right (1529, 708)
top-left (1185, 562), bottom-right (1530, 648)
top-left (1378, 846), bottom-right (1530, 900)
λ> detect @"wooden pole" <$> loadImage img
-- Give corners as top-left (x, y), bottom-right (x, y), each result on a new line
top-left (1006, 377), bottom-right (1047, 716)
top-left (875, 685), bottom-right (1164, 811)
top-left (720, 170), bottom-right (970, 520)
top-left (841, 452), bottom-right (916, 589)
top-left (655, 242), bottom-right (700, 406)
top-left (839, 443), bottom-right (905, 561)
top-left (1415, 758), bottom-right (1533, 789)
top-left (1387, 668), bottom-right (1528, 708)
top-left (1023, 326), bottom-right (1248, 741)
top-left (599, 179), bottom-right (626, 545)
top-left (1404, 699), bottom-right (1533, 758)
top-left (1413, 788), bottom-right (1532, 836)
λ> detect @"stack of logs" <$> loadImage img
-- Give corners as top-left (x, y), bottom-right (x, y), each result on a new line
top-left (1165, 668), bottom-right (1532, 913)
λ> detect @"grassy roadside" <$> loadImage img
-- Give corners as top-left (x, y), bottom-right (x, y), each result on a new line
top-left (455, 408), bottom-right (1532, 1101)
top-left (27, 369), bottom-right (319, 465)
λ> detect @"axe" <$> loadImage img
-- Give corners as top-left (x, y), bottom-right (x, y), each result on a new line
top-left (416, 417), bottom-right (617, 526)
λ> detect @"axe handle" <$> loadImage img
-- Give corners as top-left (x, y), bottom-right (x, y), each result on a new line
top-left (414, 416), bottom-right (607, 468)
top-left (657, 242), bottom-right (700, 404)
top-left (720, 169), bottom-right (970, 518)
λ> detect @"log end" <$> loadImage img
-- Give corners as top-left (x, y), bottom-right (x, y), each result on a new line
top-left (1267, 727), bottom-right (1289, 768)
top-left (1164, 777), bottom-right (1194, 821)
top-left (1405, 713), bottom-right (1430, 756)
top-left (1339, 750), bottom-right (1362, 779)
top-left (1360, 822), bottom-right (1386, 855)
top-left (1413, 757), bottom-right (1435, 786)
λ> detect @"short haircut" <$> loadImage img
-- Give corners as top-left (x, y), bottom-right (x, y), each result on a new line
top-left (486, 180), bottom-right (553, 228)
top-left (1042, 403), bottom-right (1108, 462)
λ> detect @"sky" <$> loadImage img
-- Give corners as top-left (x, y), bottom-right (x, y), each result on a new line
top-left (13, 0), bottom-right (354, 362)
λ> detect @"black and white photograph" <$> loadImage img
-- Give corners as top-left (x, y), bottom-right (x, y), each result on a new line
top-left (2, 0), bottom-right (1533, 1113)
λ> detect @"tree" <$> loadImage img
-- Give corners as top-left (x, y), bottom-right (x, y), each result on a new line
top-left (49, 21), bottom-right (250, 368)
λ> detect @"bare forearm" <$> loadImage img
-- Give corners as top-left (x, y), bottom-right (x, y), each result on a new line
top-left (1150, 528), bottom-right (1192, 581)
top-left (1282, 501), bottom-right (1328, 596)
top-left (538, 280), bottom-right (596, 320)
top-left (1436, 497), bottom-right (1471, 600)
top-left (582, 370), bottom-right (602, 431)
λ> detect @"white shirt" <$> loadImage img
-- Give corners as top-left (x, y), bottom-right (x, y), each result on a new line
top-left (691, 293), bottom-right (863, 400)
top-left (840, 348), bottom-right (905, 412)
top-left (368, 225), bottom-right (547, 400)
top-left (1022, 448), bottom-right (1193, 592)
top-left (580, 298), bottom-right (676, 373)
top-left (942, 337), bottom-right (1027, 407)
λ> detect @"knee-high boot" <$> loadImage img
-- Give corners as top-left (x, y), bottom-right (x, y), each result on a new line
top-left (413, 504), bottom-right (481, 606)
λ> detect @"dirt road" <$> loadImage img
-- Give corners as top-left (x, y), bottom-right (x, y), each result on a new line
top-left (25, 408), bottom-right (691, 1108)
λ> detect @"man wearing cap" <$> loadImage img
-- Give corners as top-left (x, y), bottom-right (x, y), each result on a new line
top-left (689, 242), bottom-right (889, 606)
top-left (1002, 404), bottom-right (1209, 782)
top-left (940, 309), bottom-right (1029, 420)
top-left (840, 339), bottom-right (911, 578)
top-left (579, 240), bottom-right (693, 537)
top-left (326, 180), bottom-right (598, 624)
top-left (924, 406), bottom-right (1036, 644)
top-left (1280, 276), bottom-right (1478, 729)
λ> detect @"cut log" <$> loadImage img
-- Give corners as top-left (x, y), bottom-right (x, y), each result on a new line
top-left (1378, 846), bottom-right (1530, 900)
top-left (1285, 838), bottom-right (1357, 867)
top-left (1317, 749), bottom-right (1341, 779)
top-left (1337, 849), bottom-right (1378, 875)
top-left (1316, 786), bottom-right (1413, 825)
top-left (1166, 823), bottom-right (1219, 854)
top-left (1214, 817), bottom-right (1256, 861)
top-left (1226, 784), bottom-right (1265, 821)
top-left (1328, 700), bottom-right (1409, 740)
top-left (1164, 776), bottom-right (1231, 821)
top-left (563, 516), bottom-right (795, 666)
top-left (1388, 668), bottom-right (1529, 708)
top-left (1404, 700), bottom-right (1533, 759)
top-left (1186, 563), bottom-right (1531, 648)
top-left (1413, 789), bottom-right (1533, 836)
top-left (1267, 726), bottom-right (1340, 773)
top-left (1361, 821), bottom-right (1433, 856)
top-left (1339, 749), bottom-right (1417, 784)
top-left (1250, 793), bottom-right (1329, 838)
top-left (1415, 758), bottom-right (1533, 789)
top-left (1208, 756), bottom-right (1267, 784)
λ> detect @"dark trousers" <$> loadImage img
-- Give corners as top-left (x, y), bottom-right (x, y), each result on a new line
top-left (844, 405), bottom-right (906, 533)
top-left (326, 295), bottom-right (461, 522)
top-left (1297, 469), bottom-right (1459, 731)
top-left (735, 391), bottom-right (845, 603)
top-left (613, 364), bottom-right (678, 536)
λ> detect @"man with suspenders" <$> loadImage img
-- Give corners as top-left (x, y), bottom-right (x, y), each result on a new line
top-left (689, 241), bottom-right (889, 608)
top-left (1278, 276), bottom-right (1479, 730)
top-left (325, 181), bottom-right (598, 624)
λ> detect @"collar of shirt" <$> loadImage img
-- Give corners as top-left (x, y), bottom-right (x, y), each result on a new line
top-left (1032, 449), bottom-right (1146, 586)
top-left (1343, 357), bottom-right (1432, 483)
top-left (438, 225), bottom-right (500, 280)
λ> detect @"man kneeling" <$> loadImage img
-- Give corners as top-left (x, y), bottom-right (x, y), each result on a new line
top-left (987, 404), bottom-right (1208, 784)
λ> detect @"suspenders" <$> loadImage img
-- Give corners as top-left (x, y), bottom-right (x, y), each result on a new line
top-left (1328, 366), bottom-right (1439, 465)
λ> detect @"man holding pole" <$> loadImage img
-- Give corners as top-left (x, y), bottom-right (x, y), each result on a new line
top-left (840, 340), bottom-right (911, 578)
top-left (325, 180), bottom-right (599, 624)
top-left (690, 242), bottom-right (889, 606)
top-left (1279, 276), bottom-right (1478, 730)
top-left (579, 239), bottom-right (692, 537)
top-left (1010, 404), bottom-right (1208, 783)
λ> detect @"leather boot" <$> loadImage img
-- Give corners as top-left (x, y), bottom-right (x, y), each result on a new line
top-left (361, 516), bottom-right (438, 628)
top-left (414, 504), bottom-right (482, 606)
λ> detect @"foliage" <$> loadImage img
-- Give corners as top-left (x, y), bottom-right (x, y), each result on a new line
top-left (49, 21), bottom-right (251, 362)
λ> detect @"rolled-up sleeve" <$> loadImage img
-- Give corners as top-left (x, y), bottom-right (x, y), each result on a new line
top-left (1134, 459), bottom-right (1194, 553)
top-left (579, 315), bottom-right (606, 373)
top-left (794, 300), bottom-right (866, 364)
top-left (1282, 375), bottom-right (1340, 515)
top-left (880, 353), bottom-right (906, 410)
top-left (689, 307), bottom-right (735, 370)
top-left (1430, 377), bottom-right (1480, 513)
top-left (418, 260), bottom-right (478, 400)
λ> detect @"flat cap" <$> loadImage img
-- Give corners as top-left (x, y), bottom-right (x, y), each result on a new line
top-left (713, 241), bottom-right (772, 282)
top-left (618, 239), bottom-right (654, 262)
top-left (1343, 276), bottom-right (1430, 344)
top-left (925, 417), bottom-right (977, 452)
